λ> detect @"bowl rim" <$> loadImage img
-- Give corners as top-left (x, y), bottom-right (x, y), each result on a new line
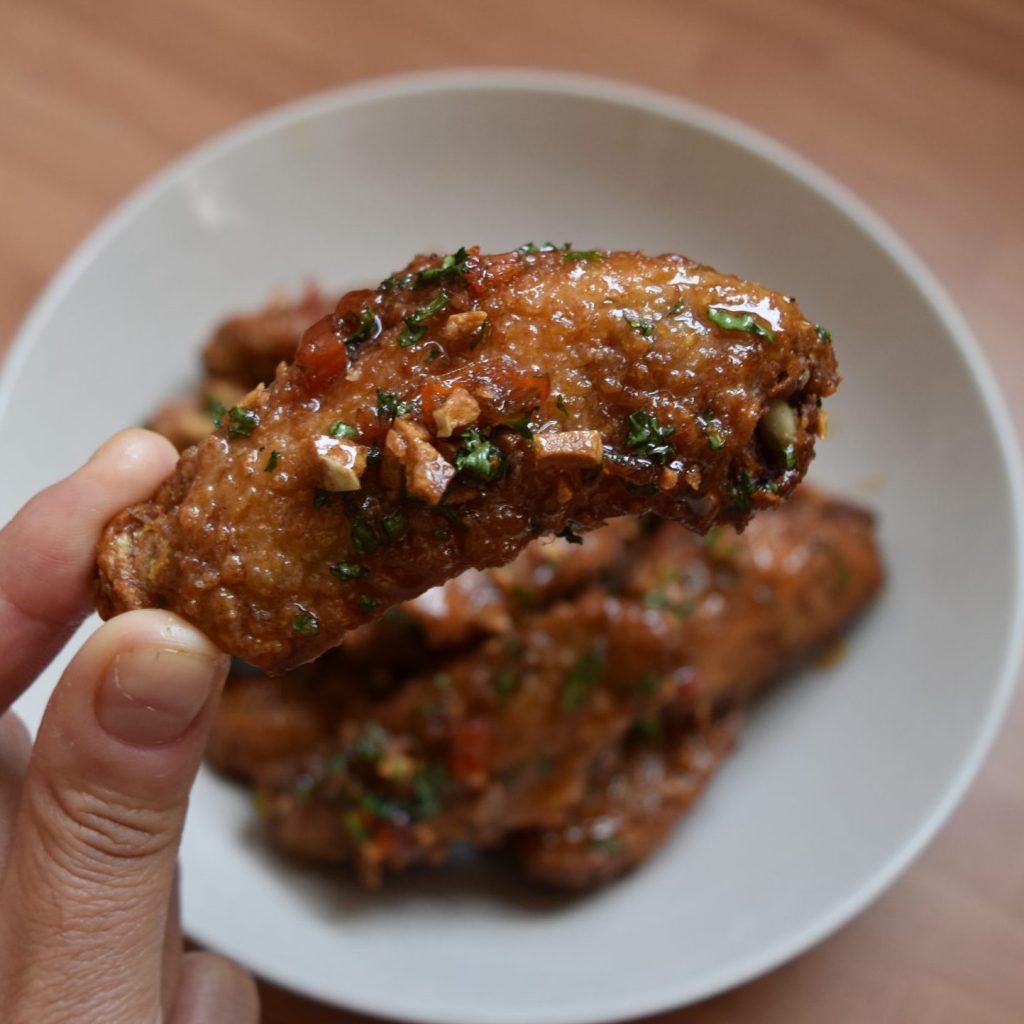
top-left (2, 67), bottom-right (1022, 1024)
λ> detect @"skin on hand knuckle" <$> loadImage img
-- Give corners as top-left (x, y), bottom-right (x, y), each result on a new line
top-left (29, 775), bottom-right (180, 880)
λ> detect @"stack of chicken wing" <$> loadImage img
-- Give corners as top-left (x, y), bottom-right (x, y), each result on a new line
top-left (124, 248), bottom-right (881, 888)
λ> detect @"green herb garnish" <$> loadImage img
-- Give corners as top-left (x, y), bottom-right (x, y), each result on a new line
top-left (349, 723), bottom-right (389, 761)
top-left (555, 395), bottom-right (568, 415)
top-left (412, 763), bottom-right (449, 819)
top-left (330, 561), bottom-right (369, 581)
top-left (399, 289), bottom-right (450, 347)
top-left (264, 450), bottom-right (281, 471)
top-left (379, 271), bottom-right (415, 291)
top-left (352, 517), bottom-right (379, 556)
top-left (624, 311), bottom-right (655, 336)
top-left (346, 308), bottom-right (379, 347)
top-left (376, 389), bottom-right (416, 419)
top-left (625, 409), bottom-right (675, 464)
top-left (329, 421), bottom-right (358, 439)
top-left (727, 469), bottom-right (755, 512)
top-left (492, 670), bottom-right (518, 698)
top-left (453, 428), bottom-right (504, 482)
top-left (815, 324), bottom-right (833, 344)
top-left (226, 406), bottom-right (259, 437)
top-left (563, 250), bottom-right (605, 263)
top-left (707, 431), bottom-right (725, 450)
top-left (556, 524), bottom-right (583, 545)
top-left (415, 247), bottom-right (469, 287)
top-left (380, 512), bottom-right (405, 542)
top-left (562, 647), bottom-right (603, 712)
top-left (344, 810), bottom-right (370, 845)
top-left (292, 610), bottom-right (319, 637)
top-left (313, 488), bottom-right (333, 508)
top-left (636, 673), bottom-right (659, 697)
top-left (708, 306), bottom-right (775, 343)
top-left (206, 397), bottom-right (226, 427)
top-left (667, 299), bottom-right (686, 315)
top-left (784, 444), bottom-right (797, 470)
top-left (358, 594), bottom-right (379, 612)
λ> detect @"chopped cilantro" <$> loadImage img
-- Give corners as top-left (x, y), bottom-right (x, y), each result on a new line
top-left (631, 717), bottom-right (662, 741)
top-left (727, 469), bottom-right (756, 512)
top-left (815, 324), bottom-right (833, 344)
top-left (636, 673), bottom-right (659, 697)
top-left (379, 271), bottom-right (415, 291)
top-left (329, 421), bottom-right (358, 439)
top-left (330, 561), bottom-right (369, 581)
top-left (313, 487), bottom-right (333, 508)
top-left (708, 306), bottom-right (776, 343)
top-left (625, 409), bottom-right (675, 464)
top-left (358, 594), bottom-right (379, 612)
top-left (556, 524), bottom-right (584, 545)
top-left (667, 299), bottom-right (686, 315)
top-left (784, 444), bottom-right (797, 470)
top-left (492, 670), bottom-right (518, 698)
top-left (226, 406), bottom-right (259, 437)
top-left (349, 723), bottom-right (389, 761)
top-left (376, 389), bottom-right (415, 419)
top-left (292, 609), bottom-right (319, 637)
top-left (352, 517), bottom-right (379, 556)
top-left (412, 763), bottom-right (449, 819)
top-left (707, 431), bottom-right (725, 450)
top-left (624, 311), bottom-right (655, 336)
top-left (555, 395), bottom-right (568, 415)
top-left (562, 647), bottom-right (603, 712)
top-left (346, 308), bottom-right (379, 347)
top-left (344, 810), bottom-right (370, 845)
top-left (399, 289), bottom-right (449, 347)
top-left (206, 397), bottom-right (226, 427)
top-left (563, 250), bottom-right (605, 263)
top-left (502, 412), bottom-right (534, 439)
top-left (454, 428), bottom-right (504, 481)
top-left (380, 512), bottom-right (405, 542)
top-left (415, 248), bottom-right (469, 287)
top-left (264, 450), bottom-right (281, 471)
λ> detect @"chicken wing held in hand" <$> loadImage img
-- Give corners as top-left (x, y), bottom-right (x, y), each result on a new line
top-left (95, 247), bottom-right (838, 671)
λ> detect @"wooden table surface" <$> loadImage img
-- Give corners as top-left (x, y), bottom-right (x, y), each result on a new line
top-left (2, 1), bottom-right (1022, 1021)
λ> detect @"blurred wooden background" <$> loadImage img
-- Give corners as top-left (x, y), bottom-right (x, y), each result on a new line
top-left (1, 1), bottom-right (1021, 1021)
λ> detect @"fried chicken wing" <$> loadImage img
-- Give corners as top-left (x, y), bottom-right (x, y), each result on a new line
top-left (511, 488), bottom-right (885, 888)
top-left (249, 489), bottom-right (880, 884)
top-left (96, 248), bottom-right (838, 672)
top-left (512, 713), bottom-right (742, 890)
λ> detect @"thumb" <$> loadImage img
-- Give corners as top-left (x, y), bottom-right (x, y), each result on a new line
top-left (0, 610), bottom-right (229, 1024)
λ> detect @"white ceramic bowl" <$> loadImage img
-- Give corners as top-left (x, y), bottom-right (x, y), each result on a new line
top-left (2, 71), bottom-right (1022, 1024)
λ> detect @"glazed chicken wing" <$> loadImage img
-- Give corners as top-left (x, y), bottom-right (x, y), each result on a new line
top-left (249, 489), bottom-right (880, 884)
top-left (96, 248), bottom-right (838, 671)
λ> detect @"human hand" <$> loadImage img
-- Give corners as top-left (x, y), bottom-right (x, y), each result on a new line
top-left (0, 430), bottom-right (258, 1023)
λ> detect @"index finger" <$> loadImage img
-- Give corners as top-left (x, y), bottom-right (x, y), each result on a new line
top-left (0, 428), bottom-right (178, 710)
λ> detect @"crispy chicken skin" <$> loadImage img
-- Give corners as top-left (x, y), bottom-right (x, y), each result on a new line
top-left (512, 713), bottom-right (743, 890)
top-left (245, 489), bottom-right (880, 884)
top-left (96, 248), bottom-right (838, 671)
top-left (202, 283), bottom-right (334, 389)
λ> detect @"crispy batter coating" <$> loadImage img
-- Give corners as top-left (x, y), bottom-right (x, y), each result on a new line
top-left (97, 248), bottom-right (838, 671)
top-left (245, 489), bottom-right (880, 884)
